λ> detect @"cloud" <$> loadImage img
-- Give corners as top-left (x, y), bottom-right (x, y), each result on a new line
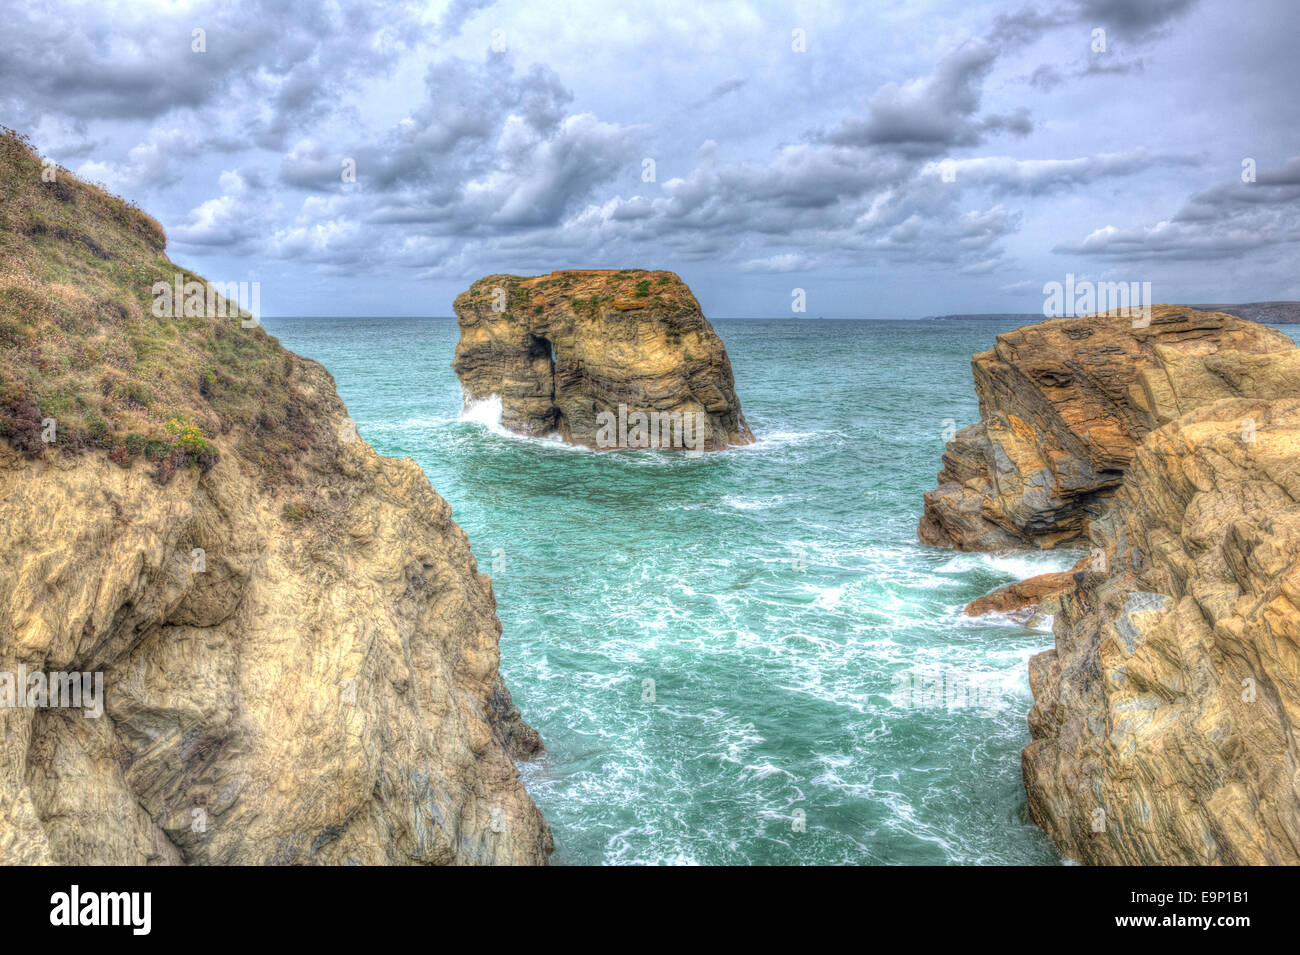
top-left (739, 252), bottom-right (813, 273)
top-left (1072, 0), bottom-right (1199, 36)
top-left (921, 150), bottom-right (1198, 194)
top-left (823, 40), bottom-right (1032, 155)
top-left (437, 0), bottom-right (496, 38)
top-left (171, 169), bottom-right (275, 250)
top-left (1055, 157), bottom-right (1300, 260)
top-left (7, 0), bottom-right (1292, 314)
top-left (0, 0), bottom-right (420, 151)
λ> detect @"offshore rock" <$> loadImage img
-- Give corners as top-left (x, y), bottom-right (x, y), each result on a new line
top-left (452, 270), bottom-right (752, 450)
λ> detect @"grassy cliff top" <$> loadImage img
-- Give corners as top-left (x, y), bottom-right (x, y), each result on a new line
top-left (0, 128), bottom-right (312, 482)
top-left (455, 269), bottom-right (701, 318)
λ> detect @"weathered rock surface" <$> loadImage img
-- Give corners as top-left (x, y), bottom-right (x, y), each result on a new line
top-left (0, 129), bottom-right (550, 865)
top-left (1023, 395), bottom-right (1300, 864)
top-left (963, 559), bottom-right (1086, 621)
top-left (919, 307), bottom-right (1298, 551)
top-left (452, 270), bottom-right (752, 450)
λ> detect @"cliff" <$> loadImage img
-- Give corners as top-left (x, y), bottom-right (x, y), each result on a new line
top-left (1024, 393), bottom-right (1300, 863)
top-left (0, 128), bottom-right (551, 864)
top-left (452, 270), bottom-right (752, 450)
top-left (927, 305), bottom-right (1300, 861)
top-left (918, 306), bottom-right (1297, 550)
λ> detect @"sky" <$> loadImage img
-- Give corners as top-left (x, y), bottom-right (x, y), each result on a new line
top-left (2, 0), bottom-right (1297, 318)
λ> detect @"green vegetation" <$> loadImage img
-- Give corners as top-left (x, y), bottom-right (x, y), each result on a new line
top-left (455, 269), bottom-right (699, 321)
top-left (281, 501), bottom-right (311, 522)
top-left (0, 127), bottom-right (313, 483)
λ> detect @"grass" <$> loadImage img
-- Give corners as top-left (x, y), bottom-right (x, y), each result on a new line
top-left (0, 127), bottom-right (316, 484)
top-left (455, 268), bottom-right (700, 322)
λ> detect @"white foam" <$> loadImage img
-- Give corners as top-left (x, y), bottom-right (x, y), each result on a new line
top-left (721, 493), bottom-right (784, 511)
top-left (936, 550), bottom-right (1081, 580)
top-left (458, 394), bottom-right (506, 432)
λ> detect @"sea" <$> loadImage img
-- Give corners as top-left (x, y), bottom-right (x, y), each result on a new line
top-left (262, 316), bottom-right (1300, 865)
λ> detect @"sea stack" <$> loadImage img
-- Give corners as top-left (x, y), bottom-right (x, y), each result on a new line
top-left (451, 270), bottom-right (753, 450)
top-left (917, 306), bottom-right (1297, 551)
top-left (0, 130), bottom-right (550, 865)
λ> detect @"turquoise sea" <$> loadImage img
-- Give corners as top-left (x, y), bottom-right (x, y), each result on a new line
top-left (262, 317), bottom-right (1300, 866)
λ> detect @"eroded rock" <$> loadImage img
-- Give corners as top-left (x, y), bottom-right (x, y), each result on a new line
top-left (452, 270), bottom-right (752, 450)
top-left (1023, 396), bottom-right (1300, 864)
top-left (918, 306), bottom-right (1298, 550)
top-left (0, 129), bottom-right (550, 865)
top-left (963, 560), bottom-right (1086, 621)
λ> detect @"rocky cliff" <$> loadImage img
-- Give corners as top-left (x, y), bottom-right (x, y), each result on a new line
top-left (1024, 392), bottom-right (1300, 864)
top-left (927, 304), bottom-right (1300, 862)
top-left (0, 129), bottom-right (550, 864)
top-left (918, 306), bottom-right (1297, 550)
top-left (452, 270), bottom-right (752, 450)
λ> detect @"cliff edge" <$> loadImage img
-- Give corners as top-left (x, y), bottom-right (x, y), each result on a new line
top-left (918, 306), bottom-right (1297, 551)
top-left (928, 305), bottom-right (1300, 863)
top-left (0, 129), bottom-right (551, 864)
top-left (452, 270), bottom-right (752, 450)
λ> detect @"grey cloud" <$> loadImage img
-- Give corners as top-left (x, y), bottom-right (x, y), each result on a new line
top-left (823, 40), bottom-right (1017, 155)
top-left (1080, 57), bottom-right (1146, 76)
top-left (928, 150), bottom-right (1199, 195)
top-left (1072, 0), bottom-right (1199, 36)
top-left (1028, 65), bottom-right (1065, 90)
top-left (1056, 157), bottom-right (1300, 260)
top-left (438, 0), bottom-right (497, 38)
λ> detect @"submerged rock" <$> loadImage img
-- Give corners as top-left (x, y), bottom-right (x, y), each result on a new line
top-left (0, 129), bottom-right (550, 865)
top-left (452, 270), bottom-right (752, 450)
top-left (918, 306), bottom-right (1298, 551)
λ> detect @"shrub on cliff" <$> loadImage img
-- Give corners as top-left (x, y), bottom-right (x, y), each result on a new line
top-left (0, 127), bottom-right (319, 484)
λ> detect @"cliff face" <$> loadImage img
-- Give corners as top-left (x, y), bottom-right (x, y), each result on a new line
top-left (929, 304), bottom-right (1300, 863)
top-left (452, 270), bottom-right (752, 450)
top-left (0, 129), bottom-right (550, 864)
top-left (1024, 394), bottom-right (1300, 864)
top-left (918, 307), bottom-right (1297, 550)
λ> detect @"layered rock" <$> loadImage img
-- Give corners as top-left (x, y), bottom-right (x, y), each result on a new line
top-left (918, 306), bottom-right (1297, 550)
top-left (452, 270), bottom-right (752, 450)
top-left (0, 129), bottom-right (550, 865)
top-left (1023, 395), bottom-right (1300, 864)
top-left (963, 559), bottom-right (1086, 621)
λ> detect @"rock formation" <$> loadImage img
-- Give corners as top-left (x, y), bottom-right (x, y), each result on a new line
top-left (918, 306), bottom-right (1297, 550)
top-left (929, 304), bottom-right (1300, 862)
top-left (1024, 394), bottom-right (1300, 864)
top-left (452, 270), bottom-right (752, 450)
top-left (0, 129), bottom-right (550, 865)
top-left (963, 559), bottom-right (1086, 621)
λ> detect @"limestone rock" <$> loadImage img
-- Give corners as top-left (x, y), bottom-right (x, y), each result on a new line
top-left (918, 306), bottom-right (1298, 550)
top-left (452, 270), bottom-right (752, 450)
top-left (1023, 396), bottom-right (1300, 864)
